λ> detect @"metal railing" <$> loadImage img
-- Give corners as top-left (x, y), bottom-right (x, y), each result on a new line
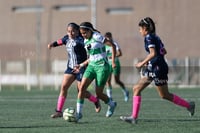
top-left (0, 57), bottom-right (200, 91)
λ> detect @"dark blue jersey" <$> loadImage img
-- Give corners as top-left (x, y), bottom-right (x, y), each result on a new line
top-left (144, 34), bottom-right (166, 67)
top-left (57, 35), bottom-right (87, 69)
top-left (143, 34), bottom-right (168, 86)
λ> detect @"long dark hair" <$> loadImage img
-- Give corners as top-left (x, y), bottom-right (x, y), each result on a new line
top-left (79, 22), bottom-right (100, 33)
top-left (138, 17), bottom-right (156, 34)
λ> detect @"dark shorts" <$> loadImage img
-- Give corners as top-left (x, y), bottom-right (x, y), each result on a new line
top-left (64, 67), bottom-right (85, 81)
top-left (141, 63), bottom-right (168, 86)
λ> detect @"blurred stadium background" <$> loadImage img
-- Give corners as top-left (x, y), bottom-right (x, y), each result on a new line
top-left (0, 0), bottom-right (200, 90)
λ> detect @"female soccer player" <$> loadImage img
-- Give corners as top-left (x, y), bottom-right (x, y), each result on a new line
top-left (104, 32), bottom-right (129, 102)
top-left (73, 22), bottom-right (117, 121)
top-left (120, 17), bottom-right (195, 124)
top-left (48, 22), bottom-right (101, 118)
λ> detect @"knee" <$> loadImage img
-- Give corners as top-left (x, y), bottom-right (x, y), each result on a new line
top-left (96, 92), bottom-right (104, 98)
top-left (159, 93), bottom-right (172, 101)
top-left (115, 78), bottom-right (120, 84)
top-left (115, 77), bottom-right (122, 85)
top-left (61, 83), bottom-right (68, 90)
top-left (61, 84), bottom-right (68, 92)
top-left (95, 88), bottom-right (103, 97)
top-left (133, 85), bottom-right (141, 95)
top-left (96, 93), bottom-right (100, 98)
top-left (159, 94), bottom-right (166, 99)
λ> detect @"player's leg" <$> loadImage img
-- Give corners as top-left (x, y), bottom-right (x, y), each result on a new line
top-left (95, 85), bottom-right (117, 117)
top-left (76, 65), bottom-right (95, 121)
top-left (132, 77), bottom-right (152, 118)
top-left (156, 84), bottom-right (195, 116)
top-left (76, 67), bottom-right (101, 113)
top-left (76, 77), bottom-right (93, 121)
top-left (114, 60), bottom-right (129, 101)
top-left (106, 74), bottom-right (113, 100)
top-left (83, 87), bottom-right (101, 113)
top-left (120, 77), bottom-right (152, 124)
top-left (105, 63), bottom-right (113, 99)
top-left (155, 62), bottom-right (195, 116)
top-left (114, 73), bottom-right (129, 102)
top-left (95, 64), bottom-right (117, 117)
top-left (51, 73), bottom-right (76, 118)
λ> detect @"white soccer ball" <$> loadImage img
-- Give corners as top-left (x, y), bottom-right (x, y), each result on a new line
top-left (63, 107), bottom-right (76, 122)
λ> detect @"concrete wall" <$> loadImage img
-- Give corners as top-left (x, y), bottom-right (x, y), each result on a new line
top-left (0, 0), bottom-right (199, 66)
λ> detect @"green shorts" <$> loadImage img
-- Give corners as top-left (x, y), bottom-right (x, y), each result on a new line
top-left (83, 62), bottom-right (110, 87)
top-left (109, 58), bottom-right (121, 76)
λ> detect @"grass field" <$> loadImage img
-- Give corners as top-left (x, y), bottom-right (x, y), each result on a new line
top-left (0, 86), bottom-right (199, 133)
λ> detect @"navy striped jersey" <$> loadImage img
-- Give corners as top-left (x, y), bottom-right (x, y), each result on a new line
top-left (144, 33), bottom-right (166, 66)
top-left (57, 35), bottom-right (87, 69)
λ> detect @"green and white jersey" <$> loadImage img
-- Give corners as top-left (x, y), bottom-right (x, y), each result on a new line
top-left (106, 41), bottom-right (120, 63)
top-left (84, 32), bottom-right (108, 66)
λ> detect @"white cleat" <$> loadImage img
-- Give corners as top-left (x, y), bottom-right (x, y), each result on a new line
top-left (120, 116), bottom-right (137, 124)
top-left (106, 101), bottom-right (117, 117)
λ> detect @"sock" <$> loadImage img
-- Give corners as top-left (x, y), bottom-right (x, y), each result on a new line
top-left (76, 99), bottom-right (84, 114)
top-left (88, 95), bottom-right (98, 103)
top-left (56, 96), bottom-right (66, 112)
top-left (131, 96), bottom-right (141, 119)
top-left (172, 94), bottom-right (190, 109)
top-left (106, 87), bottom-right (112, 99)
top-left (121, 88), bottom-right (128, 95)
top-left (107, 98), bottom-right (114, 106)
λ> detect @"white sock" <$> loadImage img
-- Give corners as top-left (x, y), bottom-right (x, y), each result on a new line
top-left (106, 87), bottom-right (112, 99)
top-left (76, 103), bottom-right (83, 114)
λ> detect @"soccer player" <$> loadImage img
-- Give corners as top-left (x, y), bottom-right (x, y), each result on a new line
top-left (73, 22), bottom-right (117, 121)
top-left (48, 22), bottom-right (101, 118)
top-left (120, 17), bottom-right (195, 124)
top-left (104, 32), bottom-right (129, 102)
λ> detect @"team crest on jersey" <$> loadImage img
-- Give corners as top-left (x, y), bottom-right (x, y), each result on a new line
top-left (85, 44), bottom-right (91, 50)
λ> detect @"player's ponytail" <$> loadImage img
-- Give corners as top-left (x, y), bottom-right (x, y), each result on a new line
top-left (139, 17), bottom-right (156, 34)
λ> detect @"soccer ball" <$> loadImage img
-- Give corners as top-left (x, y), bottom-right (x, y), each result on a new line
top-left (63, 107), bottom-right (77, 122)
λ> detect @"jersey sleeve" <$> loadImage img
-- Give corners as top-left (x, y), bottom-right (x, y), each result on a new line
top-left (57, 35), bottom-right (69, 45)
top-left (145, 34), bottom-right (155, 48)
top-left (93, 32), bottom-right (105, 43)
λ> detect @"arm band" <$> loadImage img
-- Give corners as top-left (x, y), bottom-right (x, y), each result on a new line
top-left (52, 41), bottom-right (59, 47)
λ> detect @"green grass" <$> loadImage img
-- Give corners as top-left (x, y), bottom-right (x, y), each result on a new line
top-left (0, 86), bottom-right (199, 133)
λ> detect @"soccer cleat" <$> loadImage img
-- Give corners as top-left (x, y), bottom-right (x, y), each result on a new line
top-left (106, 101), bottom-right (117, 117)
top-left (187, 101), bottom-right (195, 116)
top-left (51, 110), bottom-right (63, 118)
top-left (94, 99), bottom-right (101, 113)
top-left (120, 116), bottom-right (137, 124)
top-left (124, 90), bottom-right (129, 102)
top-left (75, 113), bottom-right (83, 122)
